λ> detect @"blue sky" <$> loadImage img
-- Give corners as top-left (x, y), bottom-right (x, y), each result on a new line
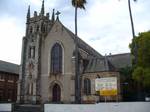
top-left (0, 0), bottom-right (150, 64)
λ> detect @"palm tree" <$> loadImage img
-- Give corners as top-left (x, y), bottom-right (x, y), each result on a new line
top-left (128, 0), bottom-right (137, 38)
top-left (72, 0), bottom-right (87, 36)
top-left (71, 0), bottom-right (86, 103)
top-left (128, 0), bottom-right (143, 101)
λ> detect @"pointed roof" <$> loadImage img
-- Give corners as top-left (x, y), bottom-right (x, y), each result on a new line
top-left (40, 0), bottom-right (45, 16)
top-left (59, 21), bottom-right (102, 58)
top-left (26, 5), bottom-right (30, 23)
top-left (27, 5), bottom-right (30, 18)
top-left (84, 57), bottom-right (116, 73)
top-left (50, 19), bottom-right (102, 58)
top-left (107, 53), bottom-right (132, 69)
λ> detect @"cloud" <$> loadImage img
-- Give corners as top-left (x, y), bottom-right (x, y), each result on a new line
top-left (0, 17), bottom-right (23, 64)
top-left (0, 0), bottom-right (150, 64)
top-left (72, 0), bottom-right (150, 55)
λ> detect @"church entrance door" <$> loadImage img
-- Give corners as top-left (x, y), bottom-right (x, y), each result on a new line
top-left (52, 84), bottom-right (61, 102)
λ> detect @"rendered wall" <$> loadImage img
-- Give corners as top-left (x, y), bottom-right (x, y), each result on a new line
top-left (44, 102), bottom-right (150, 112)
top-left (0, 103), bottom-right (11, 112)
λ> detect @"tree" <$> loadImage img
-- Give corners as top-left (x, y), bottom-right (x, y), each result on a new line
top-left (130, 31), bottom-right (150, 98)
top-left (119, 66), bottom-right (138, 101)
top-left (71, 0), bottom-right (87, 103)
top-left (72, 0), bottom-right (87, 36)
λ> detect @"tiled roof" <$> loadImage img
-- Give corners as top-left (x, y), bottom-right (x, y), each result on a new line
top-left (56, 21), bottom-right (132, 72)
top-left (0, 60), bottom-right (19, 74)
top-left (107, 53), bottom-right (132, 69)
top-left (58, 20), bottom-right (102, 58)
top-left (84, 57), bottom-right (116, 73)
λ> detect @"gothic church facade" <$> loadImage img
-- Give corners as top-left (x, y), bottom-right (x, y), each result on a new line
top-left (17, 1), bottom-right (123, 104)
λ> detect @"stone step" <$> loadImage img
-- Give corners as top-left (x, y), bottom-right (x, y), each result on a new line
top-left (14, 104), bottom-right (42, 112)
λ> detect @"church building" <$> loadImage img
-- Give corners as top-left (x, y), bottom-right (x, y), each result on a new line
top-left (17, 1), bottom-right (131, 104)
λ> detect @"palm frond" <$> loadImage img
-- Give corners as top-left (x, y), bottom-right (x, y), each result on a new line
top-left (72, 0), bottom-right (87, 9)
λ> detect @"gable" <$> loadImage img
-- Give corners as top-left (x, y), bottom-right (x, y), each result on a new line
top-left (46, 19), bottom-right (102, 58)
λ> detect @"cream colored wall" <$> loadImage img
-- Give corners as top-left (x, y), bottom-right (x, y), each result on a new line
top-left (40, 20), bottom-right (76, 103)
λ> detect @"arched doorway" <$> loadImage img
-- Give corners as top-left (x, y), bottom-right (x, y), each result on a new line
top-left (52, 84), bottom-right (61, 102)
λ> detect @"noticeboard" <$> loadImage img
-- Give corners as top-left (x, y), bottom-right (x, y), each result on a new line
top-left (95, 77), bottom-right (117, 96)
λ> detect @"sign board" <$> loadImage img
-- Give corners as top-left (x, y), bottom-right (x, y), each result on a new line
top-left (95, 77), bottom-right (117, 96)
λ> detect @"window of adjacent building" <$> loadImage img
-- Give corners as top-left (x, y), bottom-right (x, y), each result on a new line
top-left (0, 74), bottom-right (5, 81)
top-left (0, 89), bottom-right (3, 101)
top-left (0, 75), bottom-right (2, 80)
top-left (29, 46), bottom-right (35, 59)
top-left (51, 43), bottom-right (62, 74)
top-left (8, 75), bottom-right (14, 83)
top-left (84, 78), bottom-right (91, 95)
top-left (7, 90), bottom-right (13, 101)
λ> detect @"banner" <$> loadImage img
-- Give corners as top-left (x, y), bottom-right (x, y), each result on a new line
top-left (95, 77), bottom-right (117, 96)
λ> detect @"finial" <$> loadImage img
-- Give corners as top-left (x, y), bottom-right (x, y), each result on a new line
top-left (51, 9), bottom-right (55, 22)
top-left (40, 0), bottom-right (45, 16)
top-left (27, 5), bottom-right (30, 23)
top-left (27, 5), bottom-right (30, 18)
top-left (55, 11), bottom-right (61, 20)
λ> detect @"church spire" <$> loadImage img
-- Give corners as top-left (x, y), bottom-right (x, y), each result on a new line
top-left (27, 5), bottom-right (30, 23)
top-left (51, 9), bottom-right (55, 22)
top-left (40, 0), bottom-right (45, 16)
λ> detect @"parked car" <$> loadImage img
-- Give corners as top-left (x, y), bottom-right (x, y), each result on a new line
top-left (145, 94), bottom-right (150, 101)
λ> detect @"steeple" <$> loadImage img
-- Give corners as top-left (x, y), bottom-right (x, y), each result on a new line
top-left (27, 5), bottom-right (30, 23)
top-left (51, 9), bottom-right (55, 22)
top-left (40, 0), bottom-right (45, 16)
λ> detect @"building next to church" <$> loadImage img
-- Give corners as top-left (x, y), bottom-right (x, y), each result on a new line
top-left (17, 0), bottom-right (132, 104)
top-left (0, 60), bottom-right (19, 102)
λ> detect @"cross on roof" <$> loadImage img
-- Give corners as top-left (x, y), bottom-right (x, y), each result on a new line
top-left (55, 11), bottom-right (61, 20)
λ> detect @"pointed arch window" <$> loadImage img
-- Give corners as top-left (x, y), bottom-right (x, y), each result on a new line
top-left (51, 43), bottom-right (62, 74)
top-left (84, 78), bottom-right (91, 95)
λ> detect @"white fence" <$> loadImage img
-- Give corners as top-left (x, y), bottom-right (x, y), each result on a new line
top-left (0, 103), bottom-right (12, 112)
top-left (44, 102), bottom-right (150, 112)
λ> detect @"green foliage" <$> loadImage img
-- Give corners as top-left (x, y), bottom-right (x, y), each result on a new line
top-left (132, 67), bottom-right (144, 82)
top-left (130, 31), bottom-right (150, 88)
top-left (143, 68), bottom-right (150, 87)
top-left (133, 67), bottom-right (150, 88)
top-left (119, 66), bottom-right (137, 101)
top-left (120, 66), bottom-right (133, 81)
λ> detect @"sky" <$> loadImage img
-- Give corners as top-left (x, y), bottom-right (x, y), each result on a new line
top-left (0, 0), bottom-right (150, 64)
